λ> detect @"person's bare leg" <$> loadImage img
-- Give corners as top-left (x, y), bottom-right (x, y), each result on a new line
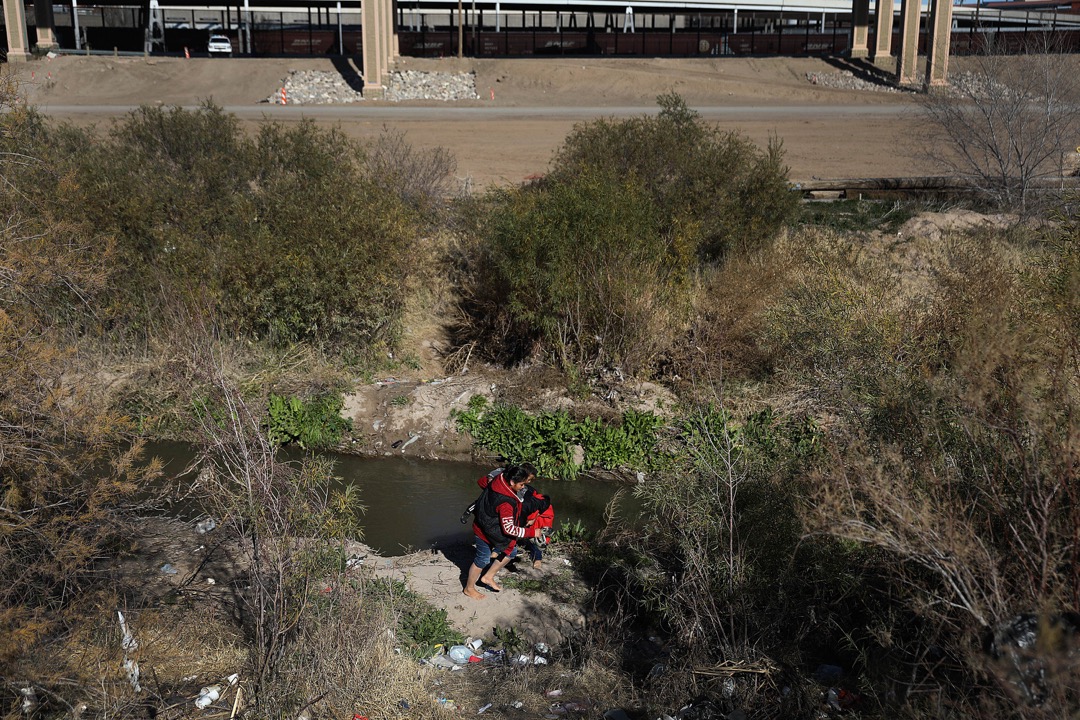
top-left (463, 562), bottom-right (486, 600)
top-left (479, 555), bottom-right (512, 591)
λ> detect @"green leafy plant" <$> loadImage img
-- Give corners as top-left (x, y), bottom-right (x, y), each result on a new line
top-left (265, 392), bottom-right (351, 449)
top-left (402, 608), bottom-right (464, 658)
top-left (550, 518), bottom-right (590, 544)
top-left (453, 400), bottom-right (662, 480)
top-left (492, 625), bottom-right (525, 653)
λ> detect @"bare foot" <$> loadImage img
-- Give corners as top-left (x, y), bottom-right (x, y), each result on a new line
top-left (479, 576), bottom-right (502, 591)
top-left (532, 560), bottom-right (542, 569)
top-left (463, 587), bottom-right (486, 600)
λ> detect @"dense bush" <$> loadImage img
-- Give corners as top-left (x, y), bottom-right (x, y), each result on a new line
top-left (549, 92), bottom-right (800, 261)
top-left (454, 93), bottom-right (798, 376)
top-left (465, 165), bottom-right (695, 373)
top-left (39, 104), bottom-right (428, 355)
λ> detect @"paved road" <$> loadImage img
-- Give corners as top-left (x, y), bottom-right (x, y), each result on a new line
top-left (35, 103), bottom-right (920, 120)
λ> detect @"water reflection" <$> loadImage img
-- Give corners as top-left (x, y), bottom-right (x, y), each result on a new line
top-left (146, 442), bottom-right (638, 557)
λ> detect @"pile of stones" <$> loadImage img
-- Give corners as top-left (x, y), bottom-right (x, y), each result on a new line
top-left (263, 68), bottom-right (478, 104)
top-left (805, 70), bottom-right (914, 93)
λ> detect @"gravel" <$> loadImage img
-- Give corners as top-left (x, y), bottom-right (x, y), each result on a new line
top-left (263, 68), bottom-right (478, 104)
top-left (805, 70), bottom-right (916, 94)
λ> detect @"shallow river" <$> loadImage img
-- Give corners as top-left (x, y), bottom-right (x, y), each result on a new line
top-left (147, 442), bottom-right (638, 556)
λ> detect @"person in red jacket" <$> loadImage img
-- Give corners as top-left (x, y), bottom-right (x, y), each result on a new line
top-left (463, 463), bottom-right (539, 600)
top-left (521, 485), bottom-right (554, 569)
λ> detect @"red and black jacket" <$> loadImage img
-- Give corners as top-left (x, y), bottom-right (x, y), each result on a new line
top-left (473, 471), bottom-right (537, 554)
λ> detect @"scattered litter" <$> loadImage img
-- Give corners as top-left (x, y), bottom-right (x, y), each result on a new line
top-left (181, 675), bottom-right (197, 683)
top-left (160, 563), bottom-right (178, 575)
top-left (533, 656), bottom-right (548, 665)
top-left (19, 687), bottom-right (36, 714)
top-left (535, 643), bottom-right (549, 654)
top-left (206, 577), bottom-right (216, 585)
top-left (437, 698), bottom-right (457, 711)
top-left (510, 701), bottom-right (524, 709)
top-left (399, 434), bottom-right (420, 451)
top-left (563, 559), bottom-right (572, 566)
top-left (545, 690), bottom-right (563, 698)
top-left (122, 660), bottom-right (140, 690)
top-left (398, 700), bottom-right (410, 709)
top-left (345, 556), bottom-right (366, 569)
top-left (195, 684), bottom-right (221, 709)
top-left (478, 703), bottom-right (492, 714)
top-left (194, 518), bottom-right (216, 534)
top-left (449, 645), bottom-right (476, 664)
top-left (117, 611), bottom-right (138, 651)
top-left (468, 637), bottom-right (483, 651)
top-left (425, 654), bottom-right (458, 670)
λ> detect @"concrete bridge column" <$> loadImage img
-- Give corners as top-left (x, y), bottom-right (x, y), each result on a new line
top-left (33, 0), bottom-right (58, 50)
top-left (896, 0), bottom-right (921, 85)
top-left (3, 0), bottom-right (32, 61)
top-left (925, 0), bottom-right (954, 87)
top-left (362, 0), bottom-right (394, 96)
top-left (851, 0), bottom-right (870, 58)
top-left (872, 0), bottom-right (895, 70)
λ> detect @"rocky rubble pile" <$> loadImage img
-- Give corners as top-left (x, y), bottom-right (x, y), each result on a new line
top-left (385, 69), bottom-right (480, 101)
top-left (263, 68), bottom-right (478, 104)
top-left (805, 70), bottom-right (914, 93)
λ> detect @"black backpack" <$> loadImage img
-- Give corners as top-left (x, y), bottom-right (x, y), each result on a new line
top-left (459, 467), bottom-right (503, 523)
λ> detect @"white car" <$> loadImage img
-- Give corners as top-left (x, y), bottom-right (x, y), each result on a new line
top-left (207, 35), bottom-right (233, 56)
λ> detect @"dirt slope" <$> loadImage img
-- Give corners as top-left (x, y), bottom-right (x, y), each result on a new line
top-left (8, 54), bottom-right (936, 185)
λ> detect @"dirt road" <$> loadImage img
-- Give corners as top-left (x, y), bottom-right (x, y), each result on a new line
top-left (9, 54), bottom-right (937, 188)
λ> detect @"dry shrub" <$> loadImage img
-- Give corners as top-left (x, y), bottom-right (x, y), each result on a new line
top-left (799, 221), bottom-right (1079, 715)
top-left (268, 581), bottom-right (434, 718)
top-left (363, 126), bottom-right (457, 215)
top-left (679, 227), bottom-right (803, 383)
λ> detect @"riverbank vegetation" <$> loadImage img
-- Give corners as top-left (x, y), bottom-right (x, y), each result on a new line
top-left (2, 70), bottom-right (1078, 720)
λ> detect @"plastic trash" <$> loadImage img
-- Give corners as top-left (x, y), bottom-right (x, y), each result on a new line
top-left (448, 645), bottom-right (475, 665)
top-left (468, 637), bottom-right (483, 651)
top-left (437, 698), bottom-right (457, 711)
top-left (478, 704), bottom-right (492, 714)
top-left (194, 518), bottom-right (216, 534)
top-left (123, 659), bottom-right (141, 692)
top-left (533, 656), bottom-right (548, 665)
top-left (427, 654), bottom-right (458, 670)
top-left (545, 689), bottom-right (563, 698)
top-left (194, 684), bottom-right (220, 709)
top-left (160, 563), bottom-right (178, 575)
top-left (535, 642), bottom-right (549, 654)
top-left (117, 611), bottom-right (138, 651)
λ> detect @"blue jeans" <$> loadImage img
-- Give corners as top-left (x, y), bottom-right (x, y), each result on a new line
top-left (473, 535), bottom-right (517, 569)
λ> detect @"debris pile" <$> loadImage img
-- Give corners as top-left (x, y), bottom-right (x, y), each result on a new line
top-left (263, 68), bottom-right (478, 104)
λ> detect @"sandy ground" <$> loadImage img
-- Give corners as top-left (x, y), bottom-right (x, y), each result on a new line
top-left (8, 54), bottom-right (936, 188)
